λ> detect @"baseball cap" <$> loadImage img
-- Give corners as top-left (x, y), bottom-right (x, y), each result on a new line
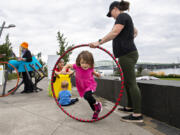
top-left (107, 1), bottom-right (120, 17)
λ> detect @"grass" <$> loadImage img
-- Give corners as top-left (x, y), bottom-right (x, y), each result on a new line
top-left (8, 73), bottom-right (18, 80)
top-left (160, 78), bottom-right (180, 81)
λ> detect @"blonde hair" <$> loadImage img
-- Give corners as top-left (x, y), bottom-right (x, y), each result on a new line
top-left (61, 81), bottom-right (69, 89)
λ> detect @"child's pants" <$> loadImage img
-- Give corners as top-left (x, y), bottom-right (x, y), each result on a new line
top-left (84, 91), bottom-right (96, 111)
top-left (61, 98), bottom-right (79, 106)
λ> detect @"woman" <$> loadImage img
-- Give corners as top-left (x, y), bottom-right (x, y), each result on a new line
top-left (89, 0), bottom-right (143, 122)
top-left (54, 59), bottom-right (73, 76)
top-left (18, 42), bottom-right (34, 93)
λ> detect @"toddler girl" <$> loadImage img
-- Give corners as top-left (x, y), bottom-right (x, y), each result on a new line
top-left (61, 51), bottom-right (102, 119)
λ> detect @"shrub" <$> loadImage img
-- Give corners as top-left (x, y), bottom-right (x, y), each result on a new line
top-left (8, 73), bottom-right (18, 80)
top-left (149, 72), bottom-right (180, 78)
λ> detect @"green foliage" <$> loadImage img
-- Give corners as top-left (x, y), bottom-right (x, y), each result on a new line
top-left (56, 31), bottom-right (74, 64)
top-left (8, 73), bottom-right (18, 80)
top-left (167, 74), bottom-right (180, 78)
top-left (114, 70), bottom-right (120, 76)
top-left (0, 34), bottom-right (13, 62)
top-left (36, 52), bottom-right (47, 75)
top-left (150, 73), bottom-right (180, 78)
top-left (137, 66), bottom-right (143, 76)
top-left (160, 78), bottom-right (180, 81)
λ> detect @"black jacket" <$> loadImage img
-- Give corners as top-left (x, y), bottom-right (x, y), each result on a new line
top-left (22, 50), bottom-right (32, 62)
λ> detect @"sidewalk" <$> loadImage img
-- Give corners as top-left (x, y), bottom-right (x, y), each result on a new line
top-left (0, 78), bottom-right (179, 135)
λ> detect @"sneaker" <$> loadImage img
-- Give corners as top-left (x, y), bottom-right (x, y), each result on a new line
top-left (120, 114), bottom-right (144, 123)
top-left (92, 111), bottom-right (98, 119)
top-left (94, 102), bottom-right (102, 113)
top-left (92, 102), bottom-right (102, 120)
top-left (118, 107), bottom-right (133, 113)
top-left (75, 98), bottom-right (79, 102)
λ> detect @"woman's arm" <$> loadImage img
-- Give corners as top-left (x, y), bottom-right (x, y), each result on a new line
top-left (66, 70), bottom-right (74, 76)
top-left (17, 57), bottom-right (26, 61)
top-left (89, 24), bottom-right (124, 48)
top-left (55, 70), bottom-right (61, 75)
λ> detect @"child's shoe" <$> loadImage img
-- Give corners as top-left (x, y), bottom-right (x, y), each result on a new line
top-left (92, 111), bottom-right (98, 119)
top-left (92, 102), bottom-right (102, 120)
top-left (94, 102), bottom-right (102, 112)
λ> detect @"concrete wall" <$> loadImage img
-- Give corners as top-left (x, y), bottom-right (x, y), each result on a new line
top-left (138, 82), bottom-right (180, 129)
top-left (71, 77), bottom-right (180, 129)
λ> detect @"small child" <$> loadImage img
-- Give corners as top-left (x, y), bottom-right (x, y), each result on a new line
top-left (61, 51), bottom-right (102, 119)
top-left (53, 59), bottom-right (73, 82)
top-left (58, 81), bottom-right (78, 106)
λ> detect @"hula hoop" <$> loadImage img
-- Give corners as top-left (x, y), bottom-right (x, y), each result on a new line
top-left (0, 61), bottom-right (20, 97)
top-left (51, 44), bottom-right (124, 122)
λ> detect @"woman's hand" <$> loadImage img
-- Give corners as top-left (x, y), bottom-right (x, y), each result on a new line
top-left (17, 57), bottom-right (24, 61)
top-left (60, 70), bottom-right (67, 75)
top-left (89, 41), bottom-right (100, 48)
top-left (67, 70), bottom-right (74, 77)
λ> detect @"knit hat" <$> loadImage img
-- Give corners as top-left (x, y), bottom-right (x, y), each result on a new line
top-left (20, 42), bottom-right (28, 49)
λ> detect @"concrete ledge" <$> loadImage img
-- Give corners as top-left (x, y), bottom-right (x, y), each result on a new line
top-left (137, 80), bottom-right (180, 129)
top-left (72, 77), bottom-right (180, 129)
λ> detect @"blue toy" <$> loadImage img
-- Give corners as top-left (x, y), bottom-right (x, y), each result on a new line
top-left (8, 56), bottom-right (42, 72)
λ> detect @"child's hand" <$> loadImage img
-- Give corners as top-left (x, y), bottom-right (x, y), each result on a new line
top-left (93, 71), bottom-right (101, 78)
top-left (96, 72), bottom-right (101, 78)
top-left (60, 70), bottom-right (67, 75)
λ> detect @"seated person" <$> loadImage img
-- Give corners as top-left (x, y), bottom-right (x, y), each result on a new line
top-left (53, 59), bottom-right (73, 82)
top-left (49, 60), bottom-right (73, 96)
top-left (58, 81), bottom-right (78, 106)
top-left (18, 42), bottom-right (34, 93)
top-left (55, 59), bottom-right (73, 76)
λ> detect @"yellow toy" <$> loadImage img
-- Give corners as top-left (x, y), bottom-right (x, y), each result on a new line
top-left (49, 74), bottom-right (72, 98)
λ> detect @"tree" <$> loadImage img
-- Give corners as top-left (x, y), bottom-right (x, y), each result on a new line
top-left (56, 31), bottom-right (74, 64)
top-left (0, 34), bottom-right (13, 62)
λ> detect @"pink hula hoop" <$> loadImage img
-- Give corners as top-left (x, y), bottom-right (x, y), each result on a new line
top-left (51, 44), bottom-right (124, 122)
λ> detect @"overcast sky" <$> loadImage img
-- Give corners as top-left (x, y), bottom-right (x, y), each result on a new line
top-left (0, 0), bottom-right (180, 64)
